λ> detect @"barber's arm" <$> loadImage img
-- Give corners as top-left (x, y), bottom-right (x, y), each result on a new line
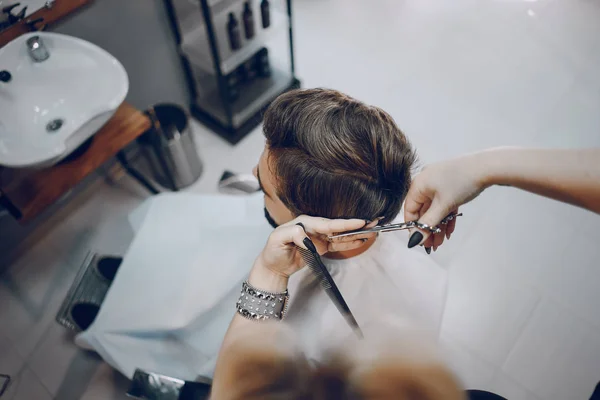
top-left (210, 216), bottom-right (368, 399)
top-left (404, 147), bottom-right (600, 250)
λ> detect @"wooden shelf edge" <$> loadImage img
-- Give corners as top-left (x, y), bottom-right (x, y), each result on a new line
top-left (0, 102), bottom-right (151, 223)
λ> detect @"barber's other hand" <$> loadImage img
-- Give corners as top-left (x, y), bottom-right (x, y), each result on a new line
top-left (257, 216), bottom-right (367, 278)
top-left (404, 152), bottom-right (489, 251)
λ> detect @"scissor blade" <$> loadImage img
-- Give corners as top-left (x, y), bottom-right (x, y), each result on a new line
top-left (328, 223), bottom-right (411, 239)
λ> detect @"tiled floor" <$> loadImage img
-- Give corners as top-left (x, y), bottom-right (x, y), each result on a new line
top-left (1, 0), bottom-right (600, 399)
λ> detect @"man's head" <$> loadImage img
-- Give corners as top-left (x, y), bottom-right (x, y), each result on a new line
top-left (255, 88), bottom-right (416, 228)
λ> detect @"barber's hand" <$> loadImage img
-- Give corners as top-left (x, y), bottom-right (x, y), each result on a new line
top-left (258, 216), bottom-right (368, 278)
top-left (404, 153), bottom-right (489, 252)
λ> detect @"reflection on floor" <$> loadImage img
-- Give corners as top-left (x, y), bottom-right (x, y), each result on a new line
top-left (1, 0), bottom-right (600, 398)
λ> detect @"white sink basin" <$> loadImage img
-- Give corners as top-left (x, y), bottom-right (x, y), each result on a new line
top-left (0, 32), bottom-right (128, 168)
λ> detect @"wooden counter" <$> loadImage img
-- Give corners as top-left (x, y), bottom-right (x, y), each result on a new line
top-left (0, 1), bottom-right (149, 223)
top-left (0, 103), bottom-right (151, 222)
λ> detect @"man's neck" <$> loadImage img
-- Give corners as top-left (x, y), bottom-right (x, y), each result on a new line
top-left (323, 236), bottom-right (377, 260)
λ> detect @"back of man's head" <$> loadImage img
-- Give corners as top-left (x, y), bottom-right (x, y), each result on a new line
top-left (263, 88), bottom-right (416, 224)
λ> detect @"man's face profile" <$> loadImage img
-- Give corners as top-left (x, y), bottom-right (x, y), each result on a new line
top-left (254, 146), bottom-right (295, 229)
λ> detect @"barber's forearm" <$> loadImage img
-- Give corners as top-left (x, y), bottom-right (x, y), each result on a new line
top-left (482, 147), bottom-right (600, 213)
top-left (247, 260), bottom-right (289, 292)
top-left (219, 262), bottom-right (287, 347)
top-left (219, 259), bottom-right (288, 345)
top-left (211, 260), bottom-right (289, 398)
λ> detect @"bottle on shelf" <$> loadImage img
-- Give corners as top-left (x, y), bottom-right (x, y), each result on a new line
top-left (242, 1), bottom-right (255, 39)
top-left (260, 0), bottom-right (270, 29)
top-left (225, 71), bottom-right (240, 102)
top-left (236, 63), bottom-right (248, 83)
top-left (244, 57), bottom-right (258, 81)
top-left (255, 47), bottom-right (271, 78)
top-left (237, 57), bottom-right (257, 83)
top-left (227, 12), bottom-right (242, 51)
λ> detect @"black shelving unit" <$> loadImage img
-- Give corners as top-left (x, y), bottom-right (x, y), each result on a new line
top-left (163, 0), bottom-right (300, 144)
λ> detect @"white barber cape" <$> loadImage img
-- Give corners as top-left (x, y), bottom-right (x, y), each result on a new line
top-left (76, 193), bottom-right (447, 381)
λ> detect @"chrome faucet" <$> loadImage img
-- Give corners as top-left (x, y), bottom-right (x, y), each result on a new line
top-left (26, 36), bottom-right (50, 62)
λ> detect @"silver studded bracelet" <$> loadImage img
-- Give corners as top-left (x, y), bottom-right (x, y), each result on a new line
top-left (236, 281), bottom-right (289, 321)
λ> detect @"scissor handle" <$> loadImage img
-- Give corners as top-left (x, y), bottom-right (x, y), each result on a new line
top-left (411, 212), bottom-right (463, 233)
top-left (328, 213), bottom-right (463, 239)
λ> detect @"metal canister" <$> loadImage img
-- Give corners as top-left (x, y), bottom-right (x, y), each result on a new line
top-left (140, 104), bottom-right (202, 190)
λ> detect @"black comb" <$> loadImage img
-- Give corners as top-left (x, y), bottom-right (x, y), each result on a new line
top-left (296, 236), bottom-right (364, 338)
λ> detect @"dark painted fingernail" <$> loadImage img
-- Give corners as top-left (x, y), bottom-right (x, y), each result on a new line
top-left (408, 231), bottom-right (423, 248)
top-left (296, 222), bottom-right (306, 232)
top-left (303, 237), bottom-right (317, 253)
top-left (425, 247), bottom-right (431, 255)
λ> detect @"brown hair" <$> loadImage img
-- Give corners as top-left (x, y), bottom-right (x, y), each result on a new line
top-left (210, 323), bottom-right (466, 400)
top-left (263, 88), bottom-right (416, 224)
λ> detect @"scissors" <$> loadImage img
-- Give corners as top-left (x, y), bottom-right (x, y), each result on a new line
top-left (328, 212), bottom-right (463, 239)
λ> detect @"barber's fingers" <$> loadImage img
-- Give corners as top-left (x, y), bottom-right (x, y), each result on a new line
top-left (407, 201), bottom-right (431, 248)
top-left (328, 233), bottom-right (378, 245)
top-left (324, 219), bottom-right (378, 252)
top-left (260, 224), bottom-right (317, 275)
top-left (432, 227), bottom-right (446, 252)
top-left (426, 207), bottom-right (459, 251)
top-left (403, 180), bottom-right (431, 224)
top-left (280, 221), bottom-right (338, 255)
top-left (418, 198), bottom-right (450, 231)
top-left (277, 216), bottom-right (375, 255)
top-left (423, 234), bottom-right (434, 249)
top-left (328, 239), bottom-right (368, 253)
top-left (327, 219), bottom-right (379, 243)
top-left (407, 199), bottom-right (453, 248)
top-left (268, 223), bottom-right (312, 250)
top-left (446, 208), bottom-right (458, 239)
top-left (284, 215), bottom-right (367, 236)
top-left (416, 208), bottom-right (459, 253)
top-left (326, 220), bottom-right (379, 251)
top-left (446, 209), bottom-right (458, 239)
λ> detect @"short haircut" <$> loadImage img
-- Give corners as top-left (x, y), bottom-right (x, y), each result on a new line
top-left (263, 88), bottom-right (416, 224)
